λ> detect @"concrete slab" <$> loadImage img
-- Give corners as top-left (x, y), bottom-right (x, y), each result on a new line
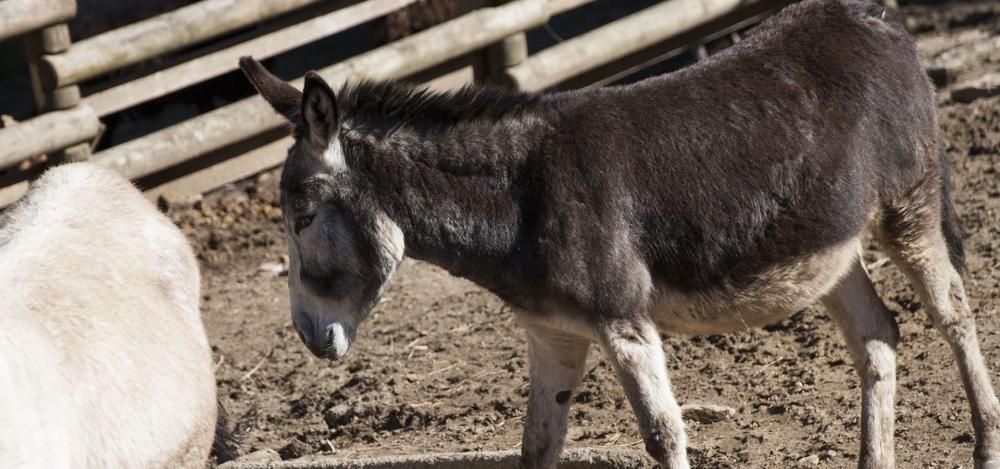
top-left (220, 448), bottom-right (653, 469)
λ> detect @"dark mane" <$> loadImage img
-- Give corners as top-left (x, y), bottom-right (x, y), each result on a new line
top-left (337, 80), bottom-right (542, 128)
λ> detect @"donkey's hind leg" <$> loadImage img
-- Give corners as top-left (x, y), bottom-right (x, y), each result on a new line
top-left (880, 177), bottom-right (1000, 468)
top-left (823, 256), bottom-right (899, 469)
top-left (518, 320), bottom-right (590, 469)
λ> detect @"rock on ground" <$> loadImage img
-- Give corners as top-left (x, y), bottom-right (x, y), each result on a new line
top-left (680, 403), bottom-right (737, 424)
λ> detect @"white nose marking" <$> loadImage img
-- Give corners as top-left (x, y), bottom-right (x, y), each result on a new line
top-left (327, 323), bottom-right (351, 358)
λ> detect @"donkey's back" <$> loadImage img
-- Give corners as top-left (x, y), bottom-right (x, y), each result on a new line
top-left (0, 163), bottom-right (216, 468)
top-left (540, 0), bottom-right (938, 305)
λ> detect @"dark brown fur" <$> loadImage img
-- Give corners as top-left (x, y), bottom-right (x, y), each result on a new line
top-left (240, 1), bottom-right (980, 465)
top-left (275, 0), bottom-right (942, 322)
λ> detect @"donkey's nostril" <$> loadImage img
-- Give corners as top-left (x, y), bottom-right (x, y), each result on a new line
top-left (294, 314), bottom-right (313, 339)
top-left (294, 314), bottom-right (326, 358)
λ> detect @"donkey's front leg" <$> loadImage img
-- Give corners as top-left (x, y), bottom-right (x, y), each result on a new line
top-left (599, 319), bottom-right (688, 469)
top-left (519, 323), bottom-right (590, 469)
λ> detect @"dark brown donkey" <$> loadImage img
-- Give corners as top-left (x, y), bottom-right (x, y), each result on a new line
top-left (238, 0), bottom-right (1000, 467)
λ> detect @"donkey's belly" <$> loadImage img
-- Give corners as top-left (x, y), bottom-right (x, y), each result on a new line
top-left (652, 239), bottom-right (858, 335)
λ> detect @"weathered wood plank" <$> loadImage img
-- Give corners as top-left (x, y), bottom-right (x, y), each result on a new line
top-left (507, 0), bottom-right (745, 91)
top-left (0, 106), bottom-right (100, 170)
top-left (547, 0), bottom-right (596, 16)
top-left (0, 0), bottom-right (75, 42)
top-left (40, 0), bottom-right (329, 87)
top-left (560, 0), bottom-right (790, 89)
top-left (143, 64), bottom-right (477, 201)
top-left (85, 0), bottom-right (418, 116)
top-left (0, 182), bottom-right (29, 209)
top-left (145, 136), bottom-right (292, 204)
top-left (92, 0), bottom-right (548, 181)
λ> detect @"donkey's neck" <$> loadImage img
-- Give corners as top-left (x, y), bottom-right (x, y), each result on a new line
top-left (344, 112), bottom-right (550, 286)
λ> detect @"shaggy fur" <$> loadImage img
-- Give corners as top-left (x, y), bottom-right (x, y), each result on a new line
top-left (289, 0), bottom-right (940, 315)
top-left (240, 0), bottom-right (1000, 467)
top-left (0, 163), bottom-right (217, 468)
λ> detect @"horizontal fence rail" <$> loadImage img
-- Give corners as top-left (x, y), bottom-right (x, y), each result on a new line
top-left (0, 0), bottom-right (790, 207)
top-left (85, 0), bottom-right (419, 116)
top-left (509, 0), bottom-right (748, 91)
top-left (0, 0), bottom-right (75, 42)
top-left (0, 106), bottom-right (100, 169)
top-left (39, 0), bottom-right (330, 88)
top-left (546, 0), bottom-right (595, 15)
top-left (92, 0), bottom-right (549, 180)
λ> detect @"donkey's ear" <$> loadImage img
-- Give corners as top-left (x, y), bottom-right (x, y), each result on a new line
top-left (302, 71), bottom-right (340, 145)
top-left (239, 56), bottom-right (302, 124)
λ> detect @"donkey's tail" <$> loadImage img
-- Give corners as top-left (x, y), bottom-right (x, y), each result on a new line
top-left (939, 146), bottom-right (966, 273)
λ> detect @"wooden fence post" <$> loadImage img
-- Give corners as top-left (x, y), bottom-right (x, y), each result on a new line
top-left (477, 0), bottom-right (529, 88)
top-left (25, 23), bottom-right (92, 162)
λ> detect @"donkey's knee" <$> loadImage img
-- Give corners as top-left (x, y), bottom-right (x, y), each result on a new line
top-left (932, 275), bottom-right (978, 340)
top-left (859, 340), bottom-right (896, 384)
top-left (851, 317), bottom-right (898, 385)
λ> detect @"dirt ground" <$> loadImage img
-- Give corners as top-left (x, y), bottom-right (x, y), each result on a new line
top-left (167, 2), bottom-right (1000, 467)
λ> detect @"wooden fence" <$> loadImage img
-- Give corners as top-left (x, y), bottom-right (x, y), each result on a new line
top-left (0, 0), bottom-right (793, 206)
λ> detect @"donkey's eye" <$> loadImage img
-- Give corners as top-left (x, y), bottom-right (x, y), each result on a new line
top-left (293, 215), bottom-right (315, 235)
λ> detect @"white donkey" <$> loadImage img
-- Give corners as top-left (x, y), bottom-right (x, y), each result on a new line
top-left (0, 163), bottom-right (218, 468)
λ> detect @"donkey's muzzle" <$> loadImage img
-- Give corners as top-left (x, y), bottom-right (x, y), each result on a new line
top-left (294, 314), bottom-right (355, 360)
